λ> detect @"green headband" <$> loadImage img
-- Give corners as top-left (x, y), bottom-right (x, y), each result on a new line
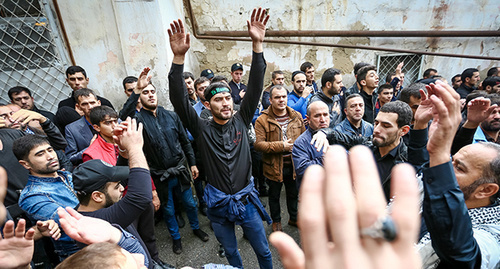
top-left (205, 87), bottom-right (230, 101)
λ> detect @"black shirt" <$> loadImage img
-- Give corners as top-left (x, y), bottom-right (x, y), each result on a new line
top-left (169, 52), bottom-right (266, 194)
top-left (359, 88), bottom-right (377, 124)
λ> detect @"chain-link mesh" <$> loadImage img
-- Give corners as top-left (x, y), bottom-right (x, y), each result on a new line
top-left (0, 0), bottom-right (69, 112)
top-left (376, 54), bottom-right (423, 88)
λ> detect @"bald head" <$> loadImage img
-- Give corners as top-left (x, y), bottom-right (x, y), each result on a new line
top-left (307, 101), bottom-right (330, 131)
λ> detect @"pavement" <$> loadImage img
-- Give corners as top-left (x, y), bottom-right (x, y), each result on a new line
top-left (154, 188), bottom-right (301, 268)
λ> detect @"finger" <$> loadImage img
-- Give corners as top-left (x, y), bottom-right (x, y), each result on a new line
top-left (259, 7), bottom-right (266, 22)
top-left (350, 146), bottom-right (388, 228)
top-left (324, 146), bottom-right (361, 250)
top-left (419, 89), bottom-right (428, 101)
top-left (137, 122), bottom-right (143, 134)
top-left (15, 218), bottom-right (27, 238)
top-left (2, 220), bottom-right (15, 238)
top-left (24, 228), bottom-right (35, 241)
top-left (263, 14), bottom-right (270, 26)
top-left (269, 232), bottom-right (305, 269)
top-left (178, 19), bottom-right (184, 33)
top-left (186, 33), bottom-right (191, 46)
top-left (53, 229), bottom-right (61, 240)
top-left (130, 117), bottom-right (138, 132)
top-left (299, 165), bottom-right (330, 268)
top-left (167, 28), bottom-right (173, 37)
top-left (389, 164), bottom-right (420, 250)
top-left (173, 20), bottom-right (180, 33)
top-left (250, 8), bottom-right (256, 22)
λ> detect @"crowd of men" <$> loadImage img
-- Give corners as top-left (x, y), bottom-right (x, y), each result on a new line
top-left (0, 7), bottom-right (499, 269)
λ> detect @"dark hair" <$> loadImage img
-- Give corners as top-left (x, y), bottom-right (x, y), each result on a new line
top-left (269, 85), bottom-right (287, 99)
top-left (194, 76), bottom-right (210, 91)
top-left (122, 76), bottom-right (137, 90)
top-left (483, 76), bottom-right (500, 90)
top-left (77, 182), bottom-right (109, 206)
top-left (55, 242), bottom-right (125, 269)
top-left (204, 82), bottom-right (231, 101)
top-left (378, 83), bottom-right (393, 93)
top-left (423, 68), bottom-right (438, 79)
top-left (8, 86), bottom-right (32, 101)
top-left (451, 74), bottom-right (461, 84)
top-left (211, 75), bottom-right (228, 84)
top-left (385, 72), bottom-right (395, 84)
top-left (461, 68), bottom-right (479, 82)
top-left (291, 71), bottom-right (306, 81)
top-left (300, 62), bottom-right (314, 72)
top-left (464, 90), bottom-right (488, 107)
top-left (356, 65), bottom-right (377, 85)
top-left (12, 135), bottom-right (50, 161)
top-left (74, 88), bottom-right (97, 104)
top-left (344, 93), bottom-right (363, 107)
top-left (487, 67), bottom-right (499, 77)
top-left (353, 62), bottom-right (371, 76)
top-left (398, 83), bottom-right (425, 104)
top-left (65, 66), bottom-right (87, 78)
top-left (89, 106), bottom-right (118, 126)
top-left (378, 101), bottom-right (412, 128)
top-left (272, 70), bottom-right (284, 79)
top-left (321, 68), bottom-right (341, 89)
top-left (486, 93), bottom-right (500, 106)
top-left (182, 72), bottom-right (195, 81)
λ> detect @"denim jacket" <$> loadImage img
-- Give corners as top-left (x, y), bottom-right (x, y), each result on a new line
top-left (18, 171), bottom-right (80, 258)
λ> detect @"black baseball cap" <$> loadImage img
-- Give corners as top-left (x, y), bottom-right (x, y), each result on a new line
top-left (72, 159), bottom-right (129, 196)
top-left (200, 69), bottom-right (214, 79)
top-left (231, 63), bottom-right (243, 72)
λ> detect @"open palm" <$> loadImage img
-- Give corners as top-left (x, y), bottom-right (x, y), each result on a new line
top-left (247, 7), bottom-right (269, 43)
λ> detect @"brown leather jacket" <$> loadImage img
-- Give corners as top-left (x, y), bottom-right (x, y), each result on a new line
top-left (254, 106), bottom-right (305, 182)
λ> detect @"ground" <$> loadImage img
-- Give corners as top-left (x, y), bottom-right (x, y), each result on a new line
top-left (155, 188), bottom-right (301, 268)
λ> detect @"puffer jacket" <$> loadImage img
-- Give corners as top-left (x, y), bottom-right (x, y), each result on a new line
top-left (254, 106), bottom-right (305, 182)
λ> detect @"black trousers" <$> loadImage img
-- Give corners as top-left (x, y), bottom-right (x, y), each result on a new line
top-left (267, 163), bottom-right (298, 223)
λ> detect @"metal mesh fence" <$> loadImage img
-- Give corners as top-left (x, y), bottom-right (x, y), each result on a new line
top-left (376, 53), bottom-right (423, 88)
top-left (0, 0), bottom-right (70, 112)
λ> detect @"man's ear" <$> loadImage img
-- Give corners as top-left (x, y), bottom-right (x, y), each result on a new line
top-left (91, 191), bottom-right (104, 204)
top-left (325, 81), bottom-right (332, 89)
top-left (18, 160), bottom-right (31, 171)
top-left (400, 125), bottom-right (410, 136)
top-left (203, 101), bottom-right (211, 111)
top-left (93, 124), bottom-right (101, 133)
top-left (474, 183), bottom-right (499, 201)
top-left (344, 108), bottom-right (347, 114)
top-left (97, 100), bottom-right (101, 106)
top-left (360, 80), bottom-right (367, 86)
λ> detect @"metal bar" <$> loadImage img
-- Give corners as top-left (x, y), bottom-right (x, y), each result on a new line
top-left (200, 30), bottom-right (500, 38)
top-left (184, 0), bottom-right (499, 61)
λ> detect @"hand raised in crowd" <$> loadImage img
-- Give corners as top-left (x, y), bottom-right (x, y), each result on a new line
top-left (0, 219), bottom-right (35, 269)
top-left (463, 97), bottom-right (497, 129)
top-left (57, 207), bottom-right (122, 245)
top-left (395, 62), bottom-right (404, 77)
top-left (134, 67), bottom-right (152, 94)
top-left (247, 7), bottom-right (269, 45)
top-left (168, 19), bottom-right (190, 64)
top-left (113, 117), bottom-right (144, 152)
top-left (270, 145), bottom-right (421, 269)
top-left (413, 88), bottom-right (433, 130)
top-left (424, 81), bottom-right (462, 167)
top-left (34, 220), bottom-right (61, 241)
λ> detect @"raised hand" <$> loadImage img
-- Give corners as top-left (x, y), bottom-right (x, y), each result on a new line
top-left (57, 207), bottom-right (121, 245)
top-left (135, 67), bottom-right (152, 93)
top-left (247, 7), bottom-right (269, 53)
top-left (168, 19), bottom-right (190, 63)
top-left (413, 88), bottom-right (433, 130)
top-left (113, 117), bottom-right (143, 152)
top-left (464, 97), bottom-right (497, 128)
top-left (425, 81), bottom-right (462, 166)
top-left (270, 146), bottom-right (421, 269)
top-left (0, 219), bottom-right (35, 269)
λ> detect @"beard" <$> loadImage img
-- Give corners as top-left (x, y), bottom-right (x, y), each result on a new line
top-left (32, 161), bottom-right (60, 175)
top-left (212, 107), bottom-right (233, 121)
top-left (481, 120), bottom-right (500, 132)
top-left (372, 133), bottom-right (399, 148)
top-left (141, 100), bottom-right (157, 111)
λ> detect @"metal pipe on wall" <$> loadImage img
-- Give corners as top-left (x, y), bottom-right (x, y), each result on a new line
top-left (184, 0), bottom-right (500, 61)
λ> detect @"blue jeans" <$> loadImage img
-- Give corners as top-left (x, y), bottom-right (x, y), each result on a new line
top-left (163, 177), bottom-right (200, 240)
top-left (209, 201), bottom-right (273, 269)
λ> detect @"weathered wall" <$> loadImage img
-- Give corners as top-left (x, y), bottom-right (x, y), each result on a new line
top-left (56, 0), bottom-right (499, 109)
top-left (187, 0), bottom-right (500, 87)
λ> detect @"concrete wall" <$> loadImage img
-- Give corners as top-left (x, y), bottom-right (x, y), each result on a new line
top-left (56, 0), bottom-right (499, 109)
